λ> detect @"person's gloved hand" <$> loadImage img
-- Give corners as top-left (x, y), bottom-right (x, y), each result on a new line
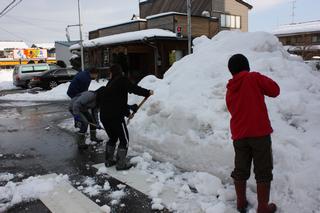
top-left (74, 114), bottom-right (82, 128)
top-left (74, 114), bottom-right (82, 122)
top-left (129, 104), bottom-right (139, 113)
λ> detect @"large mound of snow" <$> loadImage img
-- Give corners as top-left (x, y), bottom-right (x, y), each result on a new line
top-left (129, 31), bottom-right (320, 212)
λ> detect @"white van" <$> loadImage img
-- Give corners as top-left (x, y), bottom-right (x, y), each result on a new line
top-left (13, 63), bottom-right (60, 88)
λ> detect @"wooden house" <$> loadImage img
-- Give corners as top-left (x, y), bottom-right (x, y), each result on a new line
top-left (273, 21), bottom-right (320, 60)
top-left (72, 0), bottom-right (252, 82)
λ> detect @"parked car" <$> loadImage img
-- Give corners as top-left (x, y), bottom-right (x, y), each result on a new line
top-left (13, 63), bottom-right (61, 88)
top-left (29, 68), bottom-right (79, 90)
top-left (305, 60), bottom-right (320, 71)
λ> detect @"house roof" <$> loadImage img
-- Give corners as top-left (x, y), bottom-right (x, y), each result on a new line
top-left (273, 20), bottom-right (320, 36)
top-left (146, 11), bottom-right (218, 20)
top-left (0, 41), bottom-right (28, 51)
top-left (236, 0), bottom-right (253, 9)
top-left (55, 41), bottom-right (80, 47)
top-left (70, 29), bottom-right (177, 50)
top-left (33, 43), bottom-right (55, 49)
top-left (96, 18), bottom-right (147, 32)
top-left (140, 0), bottom-right (253, 9)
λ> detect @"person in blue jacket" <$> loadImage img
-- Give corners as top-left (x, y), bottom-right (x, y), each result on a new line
top-left (67, 68), bottom-right (98, 99)
top-left (67, 68), bottom-right (99, 144)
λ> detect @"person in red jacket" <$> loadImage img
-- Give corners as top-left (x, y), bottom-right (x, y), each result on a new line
top-left (226, 54), bottom-right (280, 213)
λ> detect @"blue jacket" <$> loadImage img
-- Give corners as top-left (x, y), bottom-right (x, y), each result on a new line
top-left (67, 70), bottom-right (91, 98)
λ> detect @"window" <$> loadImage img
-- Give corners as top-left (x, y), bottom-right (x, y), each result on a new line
top-left (312, 35), bottom-right (320, 43)
top-left (220, 14), bottom-right (241, 29)
top-left (21, 66), bottom-right (33, 73)
top-left (34, 65), bottom-right (49, 72)
top-left (67, 69), bottom-right (78, 75)
top-left (53, 69), bottom-right (67, 76)
top-left (102, 48), bottom-right (110, 67)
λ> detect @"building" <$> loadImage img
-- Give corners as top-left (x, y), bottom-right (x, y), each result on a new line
top-left (55, 41), bottom-right (80, 67)
top-left (0, 41), bottom-right (28, 58)
top-left (273, 20), bottom-right (320, 60)
top-left (72, 0), bottom-right (252, 82)
top-left (32, 43), bottom-right (56, 58)
top-left (139, 0), bottom-right (252, 32)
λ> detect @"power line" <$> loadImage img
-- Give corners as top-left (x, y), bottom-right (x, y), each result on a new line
top-left (0, 25), bottom-right (27, 41)
top-left (2, 16), bottom-right (63, 33)
top-left (0, 0), bottom-right (16, 16)
top-left (0, 0), bottom-right (23, 18)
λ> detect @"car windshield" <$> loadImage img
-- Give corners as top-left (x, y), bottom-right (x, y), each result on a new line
top-left (34, 65), bottom-right (49, 71)
top-left (21, 66), bottom-right (34, 73)
top-left (21, 65), bottom-right (49, 73)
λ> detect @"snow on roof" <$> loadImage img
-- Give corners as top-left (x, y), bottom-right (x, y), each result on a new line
top-left (98, 18), bottom-right (147, 31)
top-left (146, 12), bottom-right (186, 19)
top-left (0, 41), bottom-right (28, 51)
top-left (146, 11), bottom-right (218, 20)
top-left (33, 43), bottom-right (55, 49)
top-left (70, 29), bottom-right (177, 50)
top-left (273, 20), bottom-right (320, 36)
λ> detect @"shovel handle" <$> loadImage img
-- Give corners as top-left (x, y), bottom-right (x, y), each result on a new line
top-left (127, 96), bottom-right (149, 125)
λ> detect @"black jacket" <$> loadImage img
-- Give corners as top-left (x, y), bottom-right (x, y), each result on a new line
top-left (97, 76), bottom-right (149, 119)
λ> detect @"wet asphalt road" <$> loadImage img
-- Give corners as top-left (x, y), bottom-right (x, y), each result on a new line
top-left (0, 98), bottom-right (169, 213)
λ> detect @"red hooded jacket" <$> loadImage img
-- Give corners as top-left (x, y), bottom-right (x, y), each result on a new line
top-left (226, 71), bottom-right (280, 140)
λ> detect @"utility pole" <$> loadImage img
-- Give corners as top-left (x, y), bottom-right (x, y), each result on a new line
top-left (187, 0), bottom-right (192, 54)
top-left (77, 0), bottom-right (84, 71)
top-left (291, 0), bottom-right (296, 24)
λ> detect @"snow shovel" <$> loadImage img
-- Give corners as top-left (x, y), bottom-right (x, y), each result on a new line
top-left (127, 96), bottom-right (149, 125)
top-left (88, 122), bottom-right (105, 131)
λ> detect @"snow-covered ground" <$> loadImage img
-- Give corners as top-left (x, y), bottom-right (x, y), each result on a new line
top-left (0, 69), bottom-right (17, 90)
top-left (0, 78), bottom-right (107, 101)
top-left (1, 31), bottom-right (320, 212)
top-left (127, 31), bottom-right (320, 212)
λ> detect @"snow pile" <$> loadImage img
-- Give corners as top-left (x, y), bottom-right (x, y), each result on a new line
top-left (0, 173), bottom-right (14, 182)
top-left (0, 80), bottom-right (107, 101)
top-left (128, 31), bottom-right (320, 212)
top-left (0, 69), bottom-right (17, 90)
top-left (0, 174), bottom-right (69, 211)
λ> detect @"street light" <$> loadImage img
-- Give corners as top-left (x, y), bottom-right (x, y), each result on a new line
top-left (187, 0), bottom-right (192, 54)
top-left (65, 24), bottom-right (80, 42)
top-left (77, 0), bottom-right (84, 71)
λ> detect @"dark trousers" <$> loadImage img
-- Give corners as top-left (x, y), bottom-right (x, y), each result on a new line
top-left (100, 116), bottom-right (129, 149)
top-left (231, 135), bottom-right (273, 183)
top-left (79, 110), bottom-right (96, 133)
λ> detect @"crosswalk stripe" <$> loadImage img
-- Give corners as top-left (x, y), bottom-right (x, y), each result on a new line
top-left (39, 173), bottom-right (103, 213)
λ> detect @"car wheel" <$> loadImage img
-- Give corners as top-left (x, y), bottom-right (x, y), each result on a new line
top-left (48, 80), bottom-right (58, 89)
top-left (22, 80), bottom-right (30, 89)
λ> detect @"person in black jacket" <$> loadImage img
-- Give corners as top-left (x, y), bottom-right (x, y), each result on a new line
top-left (97, 64), bottom-right (153, 170)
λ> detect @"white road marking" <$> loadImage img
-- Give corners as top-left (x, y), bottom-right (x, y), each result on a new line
top-left (92, 163), bottom-right (177, 206)
top-left (39, 173), bottom-right (103, 213)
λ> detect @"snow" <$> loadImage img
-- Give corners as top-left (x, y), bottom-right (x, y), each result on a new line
top-left (70, 29), bottom-right (177, 50)
top-left (33, 43), bottom-right (55, 49)
top-left (0, 69), bottom-right (17, 90)
top-left (127, 31), bottom-right (320, 212)
top-left (273, 20), bottom-right (320, 35)
top-left (0, 174), bottom-right (69, 211)
top-left (0, 41), bottom-right (28, 51)
top-left (0, 173), bottom-right (14, 182)
top-left (1, 30), bottom-right (320, 212)
top-left (0, 79), bottom-right (107, 101)
top-left (146, 12), bottom-right (186, 20)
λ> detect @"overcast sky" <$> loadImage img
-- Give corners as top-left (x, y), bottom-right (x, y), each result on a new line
top-left (0, 0), bottom-right (319, 44)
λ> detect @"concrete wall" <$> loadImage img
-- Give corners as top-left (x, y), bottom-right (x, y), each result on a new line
top-left (55, 42), bottom-right (74, 67)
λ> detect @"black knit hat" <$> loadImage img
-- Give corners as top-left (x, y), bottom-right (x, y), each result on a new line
top-left (228, 54), bottom-right (250, 75)
top-left (109, 64), bottom-right (123, 77)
